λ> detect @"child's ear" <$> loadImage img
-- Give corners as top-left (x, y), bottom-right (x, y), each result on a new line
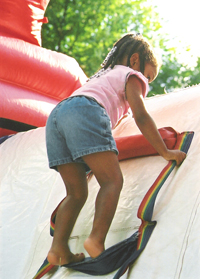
top-left (129, 53), bottom-right (140, 68)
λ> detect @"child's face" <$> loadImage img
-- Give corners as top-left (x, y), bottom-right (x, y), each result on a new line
top-left (143, 63), bottom-right (158, 83)
top-left (128, 53), bottom-right (158, 83)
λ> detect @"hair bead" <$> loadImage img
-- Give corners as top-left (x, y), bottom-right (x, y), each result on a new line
top-left (101, 46), bottom-right (117, 67)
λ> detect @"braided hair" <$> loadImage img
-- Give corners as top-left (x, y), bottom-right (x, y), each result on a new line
top-left (89, 33), bottom-right (159, 80)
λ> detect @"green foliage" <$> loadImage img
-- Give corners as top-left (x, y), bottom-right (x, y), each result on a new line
top-left (42, 0), bottom-right (200, 96)
top-left (149, 54), bottom-right (200, 97)
top-left (181, 57), bottom-right (200, 87)
top-left (42, 0), bottom-right (161, 74)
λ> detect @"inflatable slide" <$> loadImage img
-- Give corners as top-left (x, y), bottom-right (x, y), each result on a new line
top-left (1, 85), bottom-right (200, 279)
top-left (1, 0), bottom-right (200, 279)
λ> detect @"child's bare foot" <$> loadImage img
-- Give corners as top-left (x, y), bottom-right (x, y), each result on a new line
top-left (47, 250), bottom-right (85, 266)
top-left (84, 237), bottom-right (104, 258)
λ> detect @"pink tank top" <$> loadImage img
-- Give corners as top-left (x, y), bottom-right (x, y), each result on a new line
top-left (71, 65), bottom-right (149, 128)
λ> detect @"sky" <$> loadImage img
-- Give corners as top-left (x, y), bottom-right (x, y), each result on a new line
top-left (153, 0), bottom-right (200, 67)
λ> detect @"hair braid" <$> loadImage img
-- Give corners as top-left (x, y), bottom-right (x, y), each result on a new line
top-left (88, 33), bottom-right (160, 80)
top-left (126, 40), bottom-right (142, 67)
top-left (110, 40), bottom-right (132, 68)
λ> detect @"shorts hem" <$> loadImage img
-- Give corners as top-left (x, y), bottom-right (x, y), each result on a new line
top-left (73, 145), bottom-right (118, 160)
top-left (49, 157), bottom-right (74, 170)
top-left (49, 146), bottom-right (119, 170)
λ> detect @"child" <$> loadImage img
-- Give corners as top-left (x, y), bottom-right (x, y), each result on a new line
top-left (46, 33), bottom-right (186, 266)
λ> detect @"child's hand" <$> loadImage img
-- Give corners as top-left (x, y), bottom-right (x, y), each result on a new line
top-left (163, 150), bottom-right (186, 166)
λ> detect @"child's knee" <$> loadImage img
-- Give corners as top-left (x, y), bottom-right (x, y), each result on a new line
top-left (73, 188), bottom-right (88, 206)
top-left (113, 171), bottom-right (123, 190)
top-left (106, 173), bottom-right (124, 192)
top-left (117, 174), bottom-right (124, 192)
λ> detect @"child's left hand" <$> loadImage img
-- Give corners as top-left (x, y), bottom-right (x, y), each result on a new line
top-left (163, 149), bottom-right (186, 166)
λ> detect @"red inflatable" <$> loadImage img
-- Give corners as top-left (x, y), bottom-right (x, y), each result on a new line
top-left (0, 0), bottom-right (87, 137)
top-left (0, 0), bottom-right (178, 165)
top-left (0, 0), bottom-right (50, 46)
top-left (115, 127), bottom-right (177, 161)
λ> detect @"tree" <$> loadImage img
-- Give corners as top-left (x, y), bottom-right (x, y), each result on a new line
top-left (42, 0), bottom-right (162, 75)
top-left (181, 57), bottom-right (200, 87)
top-left (149, 52), bottom-right (200, 97)
top-left (42, 0), bottom-right (199, 96)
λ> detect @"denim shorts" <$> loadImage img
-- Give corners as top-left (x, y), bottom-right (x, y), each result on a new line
top-left (46, 96), bottom-right (118, 172)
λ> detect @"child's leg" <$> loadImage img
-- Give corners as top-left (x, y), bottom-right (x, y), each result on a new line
top-left (47, 162), bottom-right (88, 266)
top-left (82, 151), bottom-right (123, 258)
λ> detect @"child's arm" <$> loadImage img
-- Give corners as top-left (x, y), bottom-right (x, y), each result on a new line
top-left (126, 75), bottom-right (186, 166)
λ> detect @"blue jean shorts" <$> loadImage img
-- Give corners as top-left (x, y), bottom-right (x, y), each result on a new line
top-left (46, 96), bottom-right (118, 172)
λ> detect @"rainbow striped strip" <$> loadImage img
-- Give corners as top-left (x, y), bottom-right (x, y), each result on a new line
top-left (50, 209), bottom-right (56, 236)
top-left (113, 131), bottom-right (194, 279)
top-left (32, 258), bottom-right (55, 279)
top-left (32, 131), bottom-right (194, 279)
top-left (50, 198), bottom-right (65, 236)
top-left (136, 131), bottom-right (194, 251)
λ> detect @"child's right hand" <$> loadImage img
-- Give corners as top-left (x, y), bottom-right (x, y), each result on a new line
top-left (162, 150), bottom-right (186, 166)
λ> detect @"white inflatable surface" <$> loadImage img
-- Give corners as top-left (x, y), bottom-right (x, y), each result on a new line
top-left (1, 85), bottom-right (200, 279)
